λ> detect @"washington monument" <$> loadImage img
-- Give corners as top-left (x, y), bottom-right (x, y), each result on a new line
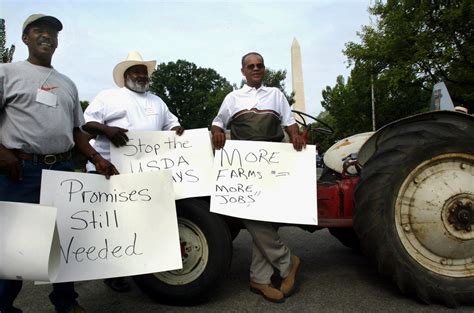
top-left (291, 38), bottom-right (306, 123)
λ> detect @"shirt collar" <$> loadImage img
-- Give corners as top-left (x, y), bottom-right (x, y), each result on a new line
top-left (242, 84), bottom-right (268, 93)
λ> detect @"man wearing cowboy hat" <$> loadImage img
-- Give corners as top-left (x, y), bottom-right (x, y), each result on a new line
top-left (0, 14), bottom-right (117, 313)
top-left (82, 51), bottom-right (184, 292)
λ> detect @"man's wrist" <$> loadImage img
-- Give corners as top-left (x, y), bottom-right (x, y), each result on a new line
top-left (88, 152), bottom-right (101, 163)
top-left (211, 126), bottom-right (224, 135)
top-left (287, 131), bottom-right (297, 139)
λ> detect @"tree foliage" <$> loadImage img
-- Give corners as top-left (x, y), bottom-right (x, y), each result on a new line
top-left (361, 0), bottom-right (474, 111)
top-left (321, 1), bottom-right (473, 144)
top-left (304, 110), bottom-right (337, 152)
top-left (150, 59), bottom-right (233, 129)
top-left (80, 100), bottom-right (89, 112)
top-left (0, 18), bottom-right (15, 63)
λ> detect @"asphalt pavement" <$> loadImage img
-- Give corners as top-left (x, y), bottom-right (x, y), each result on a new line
top-left (15, 227), bottom-right (473, 312)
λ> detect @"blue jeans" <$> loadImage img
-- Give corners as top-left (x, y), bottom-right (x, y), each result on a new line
top-left (0, 159), bottom-right (79, 313)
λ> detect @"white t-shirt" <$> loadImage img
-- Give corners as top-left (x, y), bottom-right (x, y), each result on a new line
top-left (84, 87), bottom-right (180, 171)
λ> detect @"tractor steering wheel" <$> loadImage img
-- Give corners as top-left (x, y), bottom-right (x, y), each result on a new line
top-left (292, 110), bottom-right (334, 134)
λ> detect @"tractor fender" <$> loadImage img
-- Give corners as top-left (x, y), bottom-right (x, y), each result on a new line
top-left (323, 132), bottom-right (374, 174)
top-left (358, 110), bottom-right (474, 167)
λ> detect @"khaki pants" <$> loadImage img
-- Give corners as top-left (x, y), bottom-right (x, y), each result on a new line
top-left (242, 219), bottom-right (292, 284)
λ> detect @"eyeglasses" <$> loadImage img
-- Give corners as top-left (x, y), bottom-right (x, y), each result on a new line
top-left (245, 63), bottom-right (265, 70)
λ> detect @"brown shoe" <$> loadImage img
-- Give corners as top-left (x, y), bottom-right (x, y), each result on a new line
top-left (280, 255), bottom-right (301, 297)
top-left (250, 281), bottom-right (285, 303)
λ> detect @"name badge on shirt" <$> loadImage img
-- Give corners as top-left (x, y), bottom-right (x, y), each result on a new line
top-left (144, 104), bottom-right (156, 115)
top-left (36, 89), bottom-right (57, 107)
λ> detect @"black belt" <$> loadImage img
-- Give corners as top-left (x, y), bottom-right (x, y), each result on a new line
top-left (13, 149), bottom-right (72, 165)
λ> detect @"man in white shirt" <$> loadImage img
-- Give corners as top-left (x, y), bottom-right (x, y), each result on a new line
top-left (83, 51), bottom-right (183, 291)
top-left (211, 52), bottom-right (304, 303)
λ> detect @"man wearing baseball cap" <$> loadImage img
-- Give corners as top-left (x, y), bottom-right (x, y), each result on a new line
top-left (21, 13), bottom-right (63, 33)
top-left (0, 14), bottom-right (117, 313)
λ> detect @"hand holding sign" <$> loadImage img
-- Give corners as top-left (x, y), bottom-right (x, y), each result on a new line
top-left (110, 128), bottom-right (213, 199)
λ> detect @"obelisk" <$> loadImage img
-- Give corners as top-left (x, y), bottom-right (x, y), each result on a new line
top-left (291, 38), bottom-right (306, 123)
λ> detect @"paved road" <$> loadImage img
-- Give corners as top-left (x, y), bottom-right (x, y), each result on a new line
top-left (16, 227), bottom-right (472, 312)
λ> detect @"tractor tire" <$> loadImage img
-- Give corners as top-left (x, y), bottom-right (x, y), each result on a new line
top-left (328, 228), bottom-right (360, 250)
top-left (133, 198), bottom-right (233, 305)
top-left (354, 120), bottom-right (474, 307)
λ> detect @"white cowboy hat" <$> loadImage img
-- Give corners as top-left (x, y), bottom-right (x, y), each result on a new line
top-left (113, 51), bottom-right (157, 88)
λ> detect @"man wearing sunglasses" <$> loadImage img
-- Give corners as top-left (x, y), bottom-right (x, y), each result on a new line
top-left (211, 52), bottom-right (304, 303)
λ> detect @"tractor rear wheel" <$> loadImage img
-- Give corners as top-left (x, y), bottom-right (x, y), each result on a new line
top-left (133, 198), bottom-right (232, 305)
top-left (354, 120), bottom-right (474, 307)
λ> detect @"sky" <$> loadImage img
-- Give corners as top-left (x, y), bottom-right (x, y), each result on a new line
top-left (1, 0), bottom-right (372, 116)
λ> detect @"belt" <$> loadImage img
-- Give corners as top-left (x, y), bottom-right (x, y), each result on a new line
top-left (12, 149), bottom-right (73, 165)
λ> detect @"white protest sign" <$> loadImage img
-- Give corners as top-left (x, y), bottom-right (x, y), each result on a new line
top-left (211, 141), bottom-right (318, 225)
top-left (0, 202), bottom-right (60, 281)
top-left (110, 128), bottom-right (213, 200)
top-left (40, 170), bottom-right (181, 283)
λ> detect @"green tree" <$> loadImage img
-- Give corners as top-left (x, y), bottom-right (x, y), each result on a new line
top-left (305, 111), bottom-right (337, 152)
top-left (322, 64), bottom-right (429, 140)
top-left (321, 1), bottom-right (474, 140)
top-left (322, 74), bottom-right (370, 139)
top-left (345, 1), bottom-right (474, 112)
top-left (0, 18), bottom-right (15, 63)
top-left (240, 68), bottom-right (294, 105)
top-left (80, 100), bottom-right (89, 112)
top-left (150, 59), bottom-right (233, 129)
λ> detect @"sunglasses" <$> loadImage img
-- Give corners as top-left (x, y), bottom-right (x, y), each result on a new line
top-left (245, 63), bottom-right (265, 70)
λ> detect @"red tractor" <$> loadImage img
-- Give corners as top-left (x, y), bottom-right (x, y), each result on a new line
top-left (133, 109), bottom-right (474, 308)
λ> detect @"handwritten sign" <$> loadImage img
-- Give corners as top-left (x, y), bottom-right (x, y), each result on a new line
top-left (110, 128), bottom-right (213, 199)
top-left (0, 201), bottom-right (60, 281)
top-left (210, 141), bottom-right (318, 225)
top-left (40, 170), bottom-right (181, 283)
